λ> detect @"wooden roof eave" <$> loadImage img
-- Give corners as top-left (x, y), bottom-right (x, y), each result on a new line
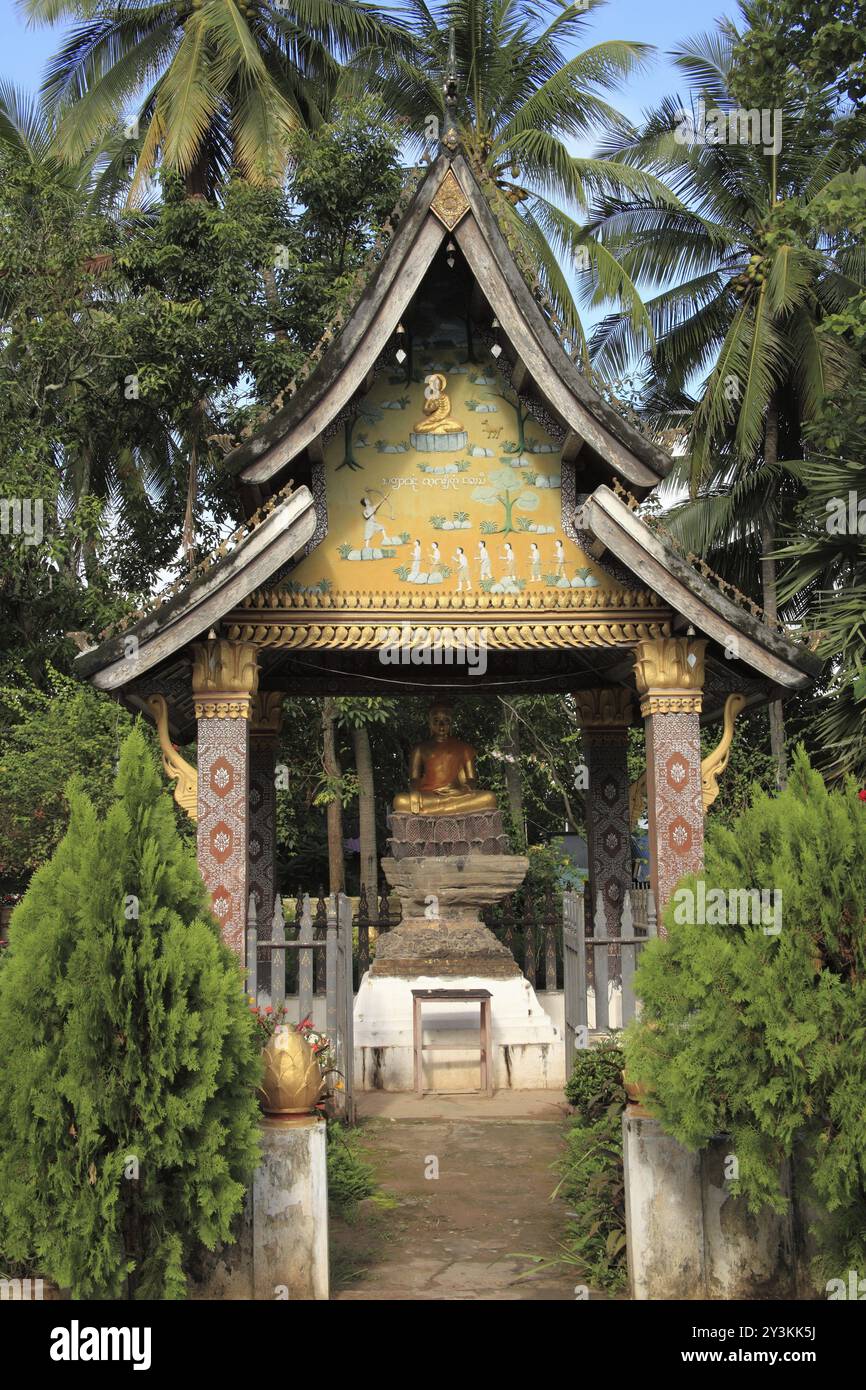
top-left (226, 154), bottom-right (673, 495)
top-left (227, 156), bottom-right (452, 487)
top-left (75, 484), bottom-right (317, 693)
top-left (581, 486), bottom-right (822, 690)
top-left (449, 155), bottom-right (672, 492)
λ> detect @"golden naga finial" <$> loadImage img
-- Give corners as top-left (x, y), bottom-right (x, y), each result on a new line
top-left (146, 694), bottom-right (198, 822)
top-left (700, 692), bottom-right (747, 811)
top-left (628, 691), bottom-right (747, 826)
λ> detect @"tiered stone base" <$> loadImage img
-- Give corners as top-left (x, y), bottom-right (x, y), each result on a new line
top-left (388, 809), bottom-right (510, 859)
top-left (371, 922), bottom-right (519, 979)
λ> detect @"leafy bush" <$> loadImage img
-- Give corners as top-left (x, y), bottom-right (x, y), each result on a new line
top-left (0, 726), bottom-right (262, 1298)
top-left (554, 1104), bottom-right (627, 1292)
top-left (625, 747), bottom-right (866, 1284)
top-left (565, 1036), bottom-right (626, 1121)
top-left (327, 1124), bottom-right (377, 1216)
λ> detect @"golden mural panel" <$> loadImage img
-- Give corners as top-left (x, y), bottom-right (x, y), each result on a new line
top-left (288, 344), bottom-right (629, 608)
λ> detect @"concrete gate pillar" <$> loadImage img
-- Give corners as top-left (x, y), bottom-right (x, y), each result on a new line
top-left (573, 688), bottom-right (635, 941)
top-left (192, 639), bottom-right (259, 959)
top-left (633, 637), bottom-right (706, 925)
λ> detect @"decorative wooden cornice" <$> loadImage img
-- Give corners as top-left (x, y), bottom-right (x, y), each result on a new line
top-left (221, 618), bottom-right (671, 654)
top-left (191, 639), bottom-right (259, 720)
top-left (236, 584), bottom-right (667, 615)
top-left (573, 687), bottom-right (635, 729)
top-left (633, 636), bottom-right (706, 716)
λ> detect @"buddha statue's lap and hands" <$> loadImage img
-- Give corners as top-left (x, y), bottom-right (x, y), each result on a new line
top-left (393, 702), bottom-right (497, 816)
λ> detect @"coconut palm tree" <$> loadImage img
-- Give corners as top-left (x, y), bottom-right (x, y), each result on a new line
top-left (352, 0), bottom-right (672, 362)
top-left (579, 19), bottom-right (861, 782)
top-left (0, 77), bottom-right (143, 211)
top-left (22, 0), bottom-right (411, 199)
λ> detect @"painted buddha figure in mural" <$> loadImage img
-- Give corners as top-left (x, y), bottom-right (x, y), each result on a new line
top-left (393, 701), bottom-right (498, 816)
top-left (414, 372), bottom-right (463, 435)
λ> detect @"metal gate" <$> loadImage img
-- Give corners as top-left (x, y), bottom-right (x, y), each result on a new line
top-left (246, 891), bottom-right (355, 1123)
top-left (562, 887), bottom-right (657, 1073)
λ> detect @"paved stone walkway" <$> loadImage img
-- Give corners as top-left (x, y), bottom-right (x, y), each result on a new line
top-left (331, 1091), bottom-right (584, 1301)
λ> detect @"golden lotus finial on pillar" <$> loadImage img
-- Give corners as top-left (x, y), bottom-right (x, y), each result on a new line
top-left (259, 1028), bottom-right (325, 1117)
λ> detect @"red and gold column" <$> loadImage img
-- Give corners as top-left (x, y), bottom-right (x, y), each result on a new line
top-left (573, 689), bottom-right (635, 940)
top-left (633, 637), bottom-right (706, 924)
top-left (249, 692), bottom-right (283, 994)
top-left (192, 639), bottom-right (259, 959)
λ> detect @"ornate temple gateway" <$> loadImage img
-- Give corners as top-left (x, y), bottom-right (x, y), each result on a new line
top-left (75, 152), bottom-right (820, 1088)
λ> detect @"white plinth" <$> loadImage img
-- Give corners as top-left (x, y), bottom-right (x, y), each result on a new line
top-left (353, 971), bottom-right (564, 1092)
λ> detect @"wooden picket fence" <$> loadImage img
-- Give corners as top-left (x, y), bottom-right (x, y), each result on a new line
top-left (246, 892), bottom-right (355, 1122)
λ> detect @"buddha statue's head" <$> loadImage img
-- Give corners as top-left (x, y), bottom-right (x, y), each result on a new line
top-left (428, 700), bottom-right (454, 742)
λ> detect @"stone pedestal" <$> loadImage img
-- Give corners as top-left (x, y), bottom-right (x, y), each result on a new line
top-left (355, 815), bottom-right (562, 1091)
top-left (191, 1116), bottom-right (328, 1301)
top-left (374, 850), bottom-right (527, 978)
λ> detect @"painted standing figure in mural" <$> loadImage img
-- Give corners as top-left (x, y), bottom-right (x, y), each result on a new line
top-left (478, 539), bottom-right (492, 583)
top-left (409, 538), bottom-right (422, 581)
top-left (554, 538), bottom-right (565, 580)
top-left (530, 541), bottom-right (541, 582)
top-left (454, 546), bottom-right (471, 592)
top-left (501, 540), bottom-right (516, 580)
top-left (361, 493), bottom-right (395, 547)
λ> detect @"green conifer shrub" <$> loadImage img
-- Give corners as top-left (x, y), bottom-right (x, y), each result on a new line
top-left (0, 725), bottom-right (262, 1298)
top-left (625, 747), bottom-right (866, 1282)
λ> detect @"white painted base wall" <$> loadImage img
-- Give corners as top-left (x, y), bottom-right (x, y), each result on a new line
top-left (353, 971), bottom-right (565, 1092)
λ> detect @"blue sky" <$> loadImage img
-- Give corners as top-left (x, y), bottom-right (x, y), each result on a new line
top-left (2, 0), bottom-right (740, 112)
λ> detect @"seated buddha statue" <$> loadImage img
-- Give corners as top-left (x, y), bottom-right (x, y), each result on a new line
top-left (414, 372), bottom-right (463, 435)
top-left (393, 701), bottom-right (498, 816)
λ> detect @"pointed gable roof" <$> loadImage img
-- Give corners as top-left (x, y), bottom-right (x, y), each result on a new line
top-left (224, 154), bottom-right (673, 498)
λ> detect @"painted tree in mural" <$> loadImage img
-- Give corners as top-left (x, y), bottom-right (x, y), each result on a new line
top-left (482, 388), bottom-right (533, 455)
top-left (472, 470), bottom-right (539, 534)
top-left (339, 402), bottom-right (383, 471)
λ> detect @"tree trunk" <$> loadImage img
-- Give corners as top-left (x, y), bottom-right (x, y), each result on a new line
top-left (501, 701), bottom-right (525, 847)
top-left (262, 266), bottom-right (287, 342)
top-left (351, 724), bottom-right (378, 899)
top-left (321, 699), bottom-right (345, 894)
top-left (760, 401), bottom-right (787, 790)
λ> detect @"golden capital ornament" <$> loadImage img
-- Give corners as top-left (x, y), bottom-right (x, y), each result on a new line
top-left (633, 637), bottom-right (706, 717)
top-left (191, 639), bottom-right (260, 720)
